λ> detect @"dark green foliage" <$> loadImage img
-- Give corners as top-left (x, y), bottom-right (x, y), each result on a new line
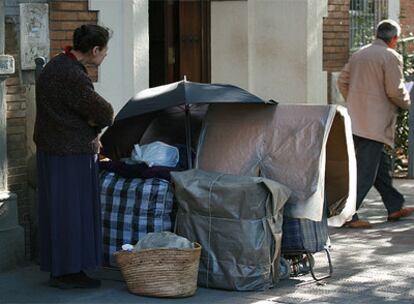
top-left (393, 38), bottom-right (414, 174)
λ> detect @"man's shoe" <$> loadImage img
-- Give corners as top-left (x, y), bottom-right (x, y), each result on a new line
top-left (49, 271), bottom-right (101, 289)
top-left (387, 207), bottom-right (414, 222)
top-left (342, 220), bottom-right (372, 229)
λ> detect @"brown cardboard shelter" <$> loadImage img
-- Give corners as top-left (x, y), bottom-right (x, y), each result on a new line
top-left (195, 104), bottom-right (356, 226)
top-left (102, 100), bottom-right (356, 226)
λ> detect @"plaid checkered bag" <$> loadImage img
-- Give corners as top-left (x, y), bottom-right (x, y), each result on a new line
top-left (100, 171), bottom-right (176, 266)
top-left (281, 202), bottom-right (328, 253)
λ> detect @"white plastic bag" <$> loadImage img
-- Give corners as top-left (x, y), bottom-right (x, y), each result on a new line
top-left (133, 232), bottom-right (194, 251)
top-left (130, 141), bottom-right (179, 167)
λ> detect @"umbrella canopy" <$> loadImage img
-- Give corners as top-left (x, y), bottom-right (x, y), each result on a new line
top-left (115, 79), bottom-right (270, 121)
top-left (101, 80), bottom-right (276, 166)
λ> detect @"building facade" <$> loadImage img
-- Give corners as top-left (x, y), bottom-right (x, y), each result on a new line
top-left (1, 0), bottom-right (413, 270)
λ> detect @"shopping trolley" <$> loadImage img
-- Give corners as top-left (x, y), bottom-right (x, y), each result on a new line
top-left (280, 200), bottom-right (333, 281)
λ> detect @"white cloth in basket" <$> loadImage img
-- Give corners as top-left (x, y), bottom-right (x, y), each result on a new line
top-left (134, 232), bottom-right (194, 251)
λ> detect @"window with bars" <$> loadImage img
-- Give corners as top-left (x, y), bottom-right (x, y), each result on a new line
top-left (349, 0), bottom-right (388, 52)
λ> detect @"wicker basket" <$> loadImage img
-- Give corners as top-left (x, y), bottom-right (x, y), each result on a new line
top-left (114, 243), bottom-right (201, 298)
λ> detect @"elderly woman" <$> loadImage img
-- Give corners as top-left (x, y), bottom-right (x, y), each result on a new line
top-left (34, 24), bottom-right (114, 289)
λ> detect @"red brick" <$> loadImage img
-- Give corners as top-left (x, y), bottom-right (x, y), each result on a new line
top-left (6, 126), bottom-right (26, 135)
top-left (50, 30), bottom-right (73, 40)
top-left (324, 53), bottom-right (349, 60)
top-left (6, 85), bottom-right (24, 94)
top-left (6, 118), bottom-right (25, 127)
top-left (50, 21), bottom-right (86, 31)
top-left (328, 5), bottom-right (336, 11)
top-left (6, 94), bottom-right (26, 102)
top-left (329, 0), bottom-right (347, 4)
top-left (6, 102), bottom-right (25, 111)
top-left (6, 77), bottom-right (20, 86)
top-left (50, 11), bottom-right (82, 21)
top-left (7, 167), bottom-right (27, 176)
top-left (8, 174), bottom-right (28, 185)
top-left (6, 110), bottom-right (26, 119)
top-left (50, 1), bottom-right (88, 12)
top-left (7, 141), bottom-right (26, 151)
top-left (8, 183), bottom-right (25, 193)
top-left (324, 32), bottom-right (348, 39)
top-left (78, 12), bottom-right (97, 22)
top-left (8, 157), bottom-right (26, 167)
top-left (51, 39), bottom-right (72, 50)
top-left (323, 0), bottom-right (350, 72)
top-left (324, 39), bottom-right (347, 47)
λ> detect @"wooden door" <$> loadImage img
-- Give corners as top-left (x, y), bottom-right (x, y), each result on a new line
top-left (178, 0), bottom-right (210, 83)
top-left (149, 0), bottom-right (210, 87)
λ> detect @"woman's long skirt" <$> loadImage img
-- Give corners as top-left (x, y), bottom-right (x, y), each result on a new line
top-left (37, 151), bottom-right (102, 276)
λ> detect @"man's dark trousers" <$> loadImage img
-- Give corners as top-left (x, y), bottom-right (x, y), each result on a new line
top-left (352, 135), bottom-right (404, 221)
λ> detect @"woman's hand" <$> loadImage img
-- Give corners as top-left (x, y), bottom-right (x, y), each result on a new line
top-left (88, 119), bottom-right (98, 127)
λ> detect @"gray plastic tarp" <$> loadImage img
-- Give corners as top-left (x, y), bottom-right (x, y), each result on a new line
top-left (195, 104), bottom-right (356, 226)
top-left (171, 169), bottom-right (291, 291)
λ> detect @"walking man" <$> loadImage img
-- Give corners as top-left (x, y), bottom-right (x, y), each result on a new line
top-left (338, 19), bottom-right (413, 228)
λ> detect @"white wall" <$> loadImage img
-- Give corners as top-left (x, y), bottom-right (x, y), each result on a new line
top-left (93, 0), bottom-right (328, 108)
top-left (388, 0), bottom-right (400, 22)
top-left (306, 0), bottom-right (328, 104)
top-left (89, 0), bottom-right (149, 114)
top-left (330, 71), bottom-right (346, 105)
top-left (211, 1), bottom-right (248, 89)
top-left (211, 0), bottom-right (328, 104)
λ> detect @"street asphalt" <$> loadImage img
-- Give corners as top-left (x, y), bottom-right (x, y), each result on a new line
top-left (1, 179), bottom-right (413, 304)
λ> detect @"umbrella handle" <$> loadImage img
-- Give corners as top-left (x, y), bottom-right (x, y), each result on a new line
top-left (185, 106), bottom-right (192, 169)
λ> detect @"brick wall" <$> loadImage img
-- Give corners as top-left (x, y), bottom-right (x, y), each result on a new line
top-left (323, 0), bottom-right (350, 72)
top-left (5, 15), bottom-right (30, 258)
top-left (400, 0), bottom-right (414, 37)
top-left (400, 1), bottom-right (414, 68)
top-left (49, 0), bottom-right (98, 81)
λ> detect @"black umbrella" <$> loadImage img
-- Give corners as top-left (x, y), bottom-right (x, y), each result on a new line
top-left (103, 79), bottom-right (276, 168)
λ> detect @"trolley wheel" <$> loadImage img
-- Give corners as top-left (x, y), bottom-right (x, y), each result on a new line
top-left (299, 253), bottom-right (315, 274)
top-left (279, 257), bottom-right (291, 280)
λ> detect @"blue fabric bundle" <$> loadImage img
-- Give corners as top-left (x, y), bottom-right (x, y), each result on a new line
top-left (281, 201), bottom-right (328, 253)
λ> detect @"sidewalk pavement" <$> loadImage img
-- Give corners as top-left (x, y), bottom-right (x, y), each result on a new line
top-left (1, 179), bottom-right (414, 304)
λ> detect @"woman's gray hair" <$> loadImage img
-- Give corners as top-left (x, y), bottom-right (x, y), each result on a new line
top-left (376, 19), bottom-right (401, 43)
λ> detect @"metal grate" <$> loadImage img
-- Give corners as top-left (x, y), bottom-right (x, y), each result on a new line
top-left (350, 0), bottom-right (388, 52)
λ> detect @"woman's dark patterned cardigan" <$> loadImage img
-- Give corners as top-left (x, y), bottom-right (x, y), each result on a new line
top-left (34, 53), bottom-right (114, 155)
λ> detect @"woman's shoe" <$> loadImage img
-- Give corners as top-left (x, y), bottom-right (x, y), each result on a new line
top-left (49, 271), bottom-right (101, 289)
